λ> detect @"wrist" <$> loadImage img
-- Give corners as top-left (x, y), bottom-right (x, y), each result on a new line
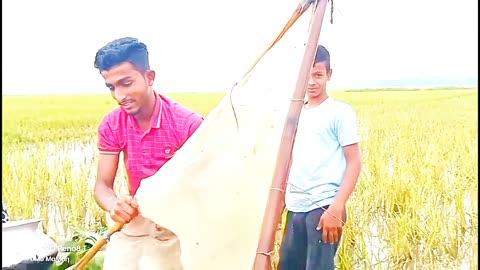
top-left (329, 201), bottom-right (345, 212)
top-left (106, 196), bottom-right (119, 212)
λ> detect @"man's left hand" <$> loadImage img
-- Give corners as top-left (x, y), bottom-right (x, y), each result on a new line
top-left (316, 204), bottom-right (345, 244)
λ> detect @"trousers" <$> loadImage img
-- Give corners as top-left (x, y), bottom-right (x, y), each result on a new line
top-left (278, 206), bottom-right (346, 270)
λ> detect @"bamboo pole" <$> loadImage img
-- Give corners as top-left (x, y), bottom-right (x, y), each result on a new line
top-left (251, 0), bottom-right (328, 269)
top-left (72, 222), bottom-right (123, 270)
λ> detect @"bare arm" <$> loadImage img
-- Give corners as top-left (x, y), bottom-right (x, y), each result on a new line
top-left (94, 153), bottom-right (120, 212)
top-left (318, 142), bottom-right (361, 244)
top-left (331, 143), bottom-right (362, 207)
top-left (94, 153), bottom-right (138, 224)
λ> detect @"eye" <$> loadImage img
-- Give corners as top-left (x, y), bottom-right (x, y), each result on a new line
top-left (121, 80), bottom-right (132, 86)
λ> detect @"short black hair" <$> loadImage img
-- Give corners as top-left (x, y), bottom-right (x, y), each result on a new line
top-left (314, 45), bottom-right (331, 70)
top-left (94, 37), bottom-right (150, 73)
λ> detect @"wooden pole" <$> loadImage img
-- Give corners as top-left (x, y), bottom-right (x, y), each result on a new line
top-left (252, 0), bottom-right (328, 269)
top-left (72, 222), bottom-right (123, 270)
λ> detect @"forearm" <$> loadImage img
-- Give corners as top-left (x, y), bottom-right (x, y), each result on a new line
top-left (94, 181), bottom-right (118, 212)
top-left (332, 159), bottom-right (361, 206)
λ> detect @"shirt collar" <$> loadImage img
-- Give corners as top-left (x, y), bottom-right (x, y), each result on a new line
top-left (127, 92), bottom-right (163, 130)
top-left (151, 92), bottom-right (163, 129)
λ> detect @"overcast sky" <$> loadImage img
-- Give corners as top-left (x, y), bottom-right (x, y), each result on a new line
top-left (2, 0), bottom-right (478, 94)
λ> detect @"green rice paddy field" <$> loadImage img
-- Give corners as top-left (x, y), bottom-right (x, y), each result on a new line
top-left (2, 88), bottom-right (478, 269)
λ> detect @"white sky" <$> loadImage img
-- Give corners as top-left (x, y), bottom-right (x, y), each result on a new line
top-left (2, 0), bottom-right (478, 94)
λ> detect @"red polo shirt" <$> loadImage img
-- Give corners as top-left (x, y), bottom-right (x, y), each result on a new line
top-left (97, 92), bottom-right (204, 195)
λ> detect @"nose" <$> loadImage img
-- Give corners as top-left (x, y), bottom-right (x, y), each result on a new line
top-left (308, 76), bottom-right (315, 85)
top-left (113, 88), bottom-right (127, 102)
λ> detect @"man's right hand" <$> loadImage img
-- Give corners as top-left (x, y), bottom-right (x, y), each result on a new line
top-left (108, 195), bottom-right (139, 224)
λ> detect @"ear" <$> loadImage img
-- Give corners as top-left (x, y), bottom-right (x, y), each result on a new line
top-left (145, 70), bottom-right (156, 86)
top-left (327, 69), bottom-right (333, 81)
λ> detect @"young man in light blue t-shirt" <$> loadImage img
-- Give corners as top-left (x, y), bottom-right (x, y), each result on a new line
top-left (279, 45), bottom-right (362, 270)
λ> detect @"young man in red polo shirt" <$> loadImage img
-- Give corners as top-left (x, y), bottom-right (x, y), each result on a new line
top-left (93, 37), bottom-right (204, 269)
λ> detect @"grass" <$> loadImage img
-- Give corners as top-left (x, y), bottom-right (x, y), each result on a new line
top-left (2, 88), bottom-right (478, 269)
top-left (2, 93), bottom-right (223, 147)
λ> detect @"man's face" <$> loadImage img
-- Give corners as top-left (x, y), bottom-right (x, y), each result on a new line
top-left (307, 61), bottom-right (332, 99)
top-left (101, 62), bottom-right (155, 116)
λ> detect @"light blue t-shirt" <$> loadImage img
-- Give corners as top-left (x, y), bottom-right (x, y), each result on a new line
top-left (285, 97), bottom-right (360, 212)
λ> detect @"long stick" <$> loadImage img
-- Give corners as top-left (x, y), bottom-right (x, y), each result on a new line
top-left (72, 222), bottom-right (123, 270)
top-left (251, 0), bottom-right (328, 269)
